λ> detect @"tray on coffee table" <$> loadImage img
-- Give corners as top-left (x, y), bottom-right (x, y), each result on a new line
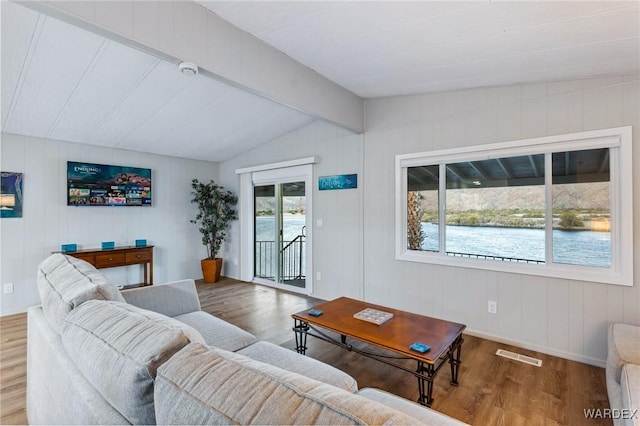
top-left (353, 308), bottom-right (394, 325)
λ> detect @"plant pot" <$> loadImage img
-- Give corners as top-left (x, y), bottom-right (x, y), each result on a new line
top-left (201, 258), bottom-right (223, 283)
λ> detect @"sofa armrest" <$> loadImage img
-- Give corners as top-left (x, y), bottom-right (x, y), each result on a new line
top-left (121, 279), bottom-right (201, 317)
top-left (621, 364), bottom-right (640, 426)
top-left (607, 323), bottom-right (640, 386)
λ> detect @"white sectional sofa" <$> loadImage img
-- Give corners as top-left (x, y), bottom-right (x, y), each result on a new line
top-left (606, 323), bottom-right (640, 426)
top-left (28, 253), bottom-right (466, 425)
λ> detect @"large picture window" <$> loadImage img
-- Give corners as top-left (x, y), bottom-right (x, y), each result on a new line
top-left (396, 127), bottom-right (633, 286)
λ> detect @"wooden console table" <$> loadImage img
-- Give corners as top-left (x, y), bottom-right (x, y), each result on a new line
top-left (59, 246), bottom-right (154, 286)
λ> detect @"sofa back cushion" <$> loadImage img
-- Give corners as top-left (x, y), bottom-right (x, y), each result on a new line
top-left (155, 343), bottom-right (427, 425)
top-left (61, 300), bottom-right (204, 425)
top-left (37, 253), bottom-right (125, 333)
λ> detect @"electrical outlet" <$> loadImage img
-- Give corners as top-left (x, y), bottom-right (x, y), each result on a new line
top-left (316, 272), bottom-right (322, 281)
top-left (3, 283), bottom-right (14, 294)
top-left (488, 300), bottom-right (497, 314)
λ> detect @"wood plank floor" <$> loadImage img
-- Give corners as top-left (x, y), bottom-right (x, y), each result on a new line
top-left (0, 312), bottom-right (27, 425)
top-left (1, 277), bottom-right (611, 425)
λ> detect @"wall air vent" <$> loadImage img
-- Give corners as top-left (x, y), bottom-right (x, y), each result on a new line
top-left (495, 349), bottom-right (542, 367)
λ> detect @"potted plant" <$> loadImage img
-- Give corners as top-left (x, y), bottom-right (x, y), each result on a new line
top-left (190, 179), bottom-right (238, 283)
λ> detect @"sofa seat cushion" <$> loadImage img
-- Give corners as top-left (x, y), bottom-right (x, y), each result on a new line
top-left (61, 300), bottom-right (203, 425)
top-left (37, 253), bottom-right (125, 333)
top-left (155, 343), bottom-right (429, 425)
top-left (621, 364), bottom-right (640, 426)
top-left (173, 311), bottom-right (257, 351)
top-left (357, 388), bottom-right (467, 425)
top-left (237, 341), bottom-right (358, 392)
top-left (121, 279), bottom-right (202, 317)
top-left (607, 323), bottom-right (640, 384)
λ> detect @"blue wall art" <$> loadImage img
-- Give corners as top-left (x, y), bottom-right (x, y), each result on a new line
top-left (0, 172), bottom-right (23, 218)
top-left (1, 171), bottom-right (23, 218)
top-left (318, 174), bottom-right (357, 190)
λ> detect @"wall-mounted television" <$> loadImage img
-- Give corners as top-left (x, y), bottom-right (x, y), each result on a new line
top-left (67, 161), bottom-right (152, 206)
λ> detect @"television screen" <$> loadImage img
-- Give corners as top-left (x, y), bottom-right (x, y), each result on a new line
top-left (67, 161), bottom-right (152, 206)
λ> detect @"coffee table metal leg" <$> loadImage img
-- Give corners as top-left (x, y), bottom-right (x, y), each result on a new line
top-left (448, 335), bottom-right (463, 385)
top-left (293, 319), bottom-right (309, 355)
top-left (416, 361), bottom-right (436, 407)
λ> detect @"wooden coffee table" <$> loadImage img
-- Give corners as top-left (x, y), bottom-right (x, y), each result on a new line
top-left (292, 297), bottom-right (465, 407)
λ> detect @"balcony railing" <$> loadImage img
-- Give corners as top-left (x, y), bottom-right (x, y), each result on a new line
top-left (446, 251), bottom-right (544, 264)
top-left (255, 228), bottom-right (306, 282)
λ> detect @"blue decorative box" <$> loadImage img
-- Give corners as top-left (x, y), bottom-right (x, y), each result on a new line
top-left (61, 243), bottom-right (77, 253)
top-left (135, 239), bottom-right (147, 247)
top-left (101, 241), bottom-right (115, 250)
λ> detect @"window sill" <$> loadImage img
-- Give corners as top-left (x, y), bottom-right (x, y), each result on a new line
top-left (396, 248), bottom-right (632, 286)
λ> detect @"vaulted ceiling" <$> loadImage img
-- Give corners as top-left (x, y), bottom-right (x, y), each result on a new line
top-left (1, 1), bottom-right (314, 162)
top-left (201, 1), bottom-right (640, 98)
top-left (2, 1), bottom-right (639, 162)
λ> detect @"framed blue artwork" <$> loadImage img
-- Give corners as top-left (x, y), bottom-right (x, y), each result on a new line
top-left (1, 171), bottom-right (23, 218)
top-left (318, 174), bottom-right (357, 190)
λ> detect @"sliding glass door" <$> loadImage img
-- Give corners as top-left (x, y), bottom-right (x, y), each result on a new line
top-left (253, 181), bottom-right (306, 288)
top-left (253, 171), bottom-right (309, 292)
top-left (254, 184), bottom-right (278, 282)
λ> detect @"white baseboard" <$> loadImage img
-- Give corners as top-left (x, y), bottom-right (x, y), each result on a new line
top-left (464, 328), bottom-right (606, 368)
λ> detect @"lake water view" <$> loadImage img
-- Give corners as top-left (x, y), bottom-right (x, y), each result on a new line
top-left (420, 223), bottom-right (611, 267)
top-left (255, 215), bottom-right (306, 241)
top-left (255, 217), bottom-right (611, 268)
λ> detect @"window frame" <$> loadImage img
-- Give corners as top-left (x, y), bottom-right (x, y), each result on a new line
top-left (395, 127), bottom-right (633, 286)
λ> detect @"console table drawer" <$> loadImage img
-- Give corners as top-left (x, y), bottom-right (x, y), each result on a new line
top-left (95, 253), bottom-right (126, 267)
top-left (125, 250), bottom-right (151, 263)
top-left (72, 254), bottom-right (96, 266)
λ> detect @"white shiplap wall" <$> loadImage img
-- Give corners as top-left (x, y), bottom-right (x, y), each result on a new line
top-left (362, 74), bottom-right (640, 366)
top-left (0, 133), bottom-right (218, 316)
top-left (219, 121), bottom-right (364, 302)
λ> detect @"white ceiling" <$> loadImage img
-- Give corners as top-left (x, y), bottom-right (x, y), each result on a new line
top-left (1, 1), bottom-right (314, 162)
top-left (201, 1), bottom-right (640, 98)
top-left (2, 1), bottom-right (639, 162)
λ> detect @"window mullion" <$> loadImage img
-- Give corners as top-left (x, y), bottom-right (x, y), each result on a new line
top-left (609, 147), bottom-right (620, 273)
top-left (439, 163), bottom-right (446, 255)
top-left (544, 153), bottom-right (553, 265)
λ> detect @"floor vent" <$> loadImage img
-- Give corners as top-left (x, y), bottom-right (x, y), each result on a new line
top-left (495, 349), bottom-right (542, 367)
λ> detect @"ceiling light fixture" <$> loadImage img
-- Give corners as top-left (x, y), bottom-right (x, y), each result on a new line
top-left (178, 61), bottom-right (198, 76)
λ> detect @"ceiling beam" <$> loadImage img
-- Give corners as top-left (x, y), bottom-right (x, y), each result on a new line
top-left (598, 149), bottom-right (610, 173)
top-left (445, 165), bottom-right (465, 182)
top-left (528, 155), bottom-right (541, 177)
top-left (16, 0), bottom-right (364, 134)
top-left (467, 161), bottom-right (488, 180)
top-left (495, 158), bottom-right (513, 179)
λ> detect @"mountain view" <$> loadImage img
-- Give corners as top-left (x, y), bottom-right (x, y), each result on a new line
top-left (416, 182), bottom-right (610, 230)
